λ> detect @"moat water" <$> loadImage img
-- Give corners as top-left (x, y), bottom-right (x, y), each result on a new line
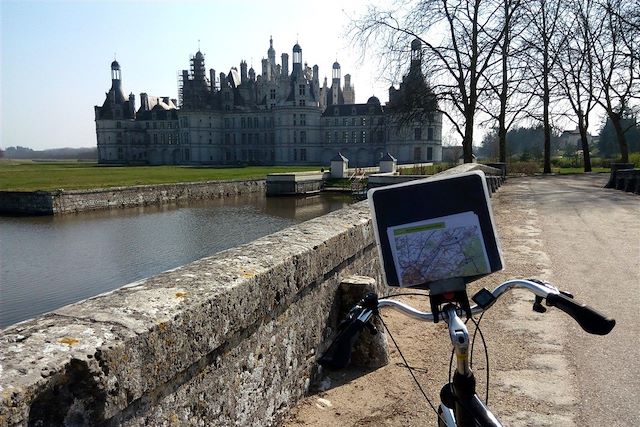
top-left (0, 193), bottom-right (353, 328)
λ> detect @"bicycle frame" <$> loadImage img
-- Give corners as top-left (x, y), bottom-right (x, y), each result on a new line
top-left (439, 304), bottom-right (502, 427)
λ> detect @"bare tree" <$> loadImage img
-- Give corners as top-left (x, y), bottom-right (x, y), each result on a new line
top-left (590, 0), bottom-right (639, 163)
top-left (555, 0), bottom-right (599, 172)
top-left (479, 0), bottom-right (536, 162)
top-left (520, 0), bottom-right (567, 173)
top-left (351, 0), bottom-right (506, 163)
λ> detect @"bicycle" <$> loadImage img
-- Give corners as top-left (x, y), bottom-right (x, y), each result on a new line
top-left (318, 278), bottom-right (616, 427)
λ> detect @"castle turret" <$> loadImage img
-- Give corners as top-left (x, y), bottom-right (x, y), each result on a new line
top-left (109, 60), bottom-right (125, 103)
top-left (292, 43), bottom-right (302, 75)
top-left (268, 36), bottom-right (276, 68)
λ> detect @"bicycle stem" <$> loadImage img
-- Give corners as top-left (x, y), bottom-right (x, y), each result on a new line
top-left (444, 304), bottom-right (471, 376)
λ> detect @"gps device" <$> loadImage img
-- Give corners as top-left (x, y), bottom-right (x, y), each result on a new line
top-left (368, 171), bottom-right (503, 290)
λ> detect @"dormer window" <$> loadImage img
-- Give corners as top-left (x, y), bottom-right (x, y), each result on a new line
top-left (334, 107), bottom-right (339, 116)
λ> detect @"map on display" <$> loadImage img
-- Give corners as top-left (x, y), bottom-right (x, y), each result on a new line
top-left (387, 212), bottom-right (491, 287)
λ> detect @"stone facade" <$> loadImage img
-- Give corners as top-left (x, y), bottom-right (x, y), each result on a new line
top-left (95, 38), bottom-right (442, 167)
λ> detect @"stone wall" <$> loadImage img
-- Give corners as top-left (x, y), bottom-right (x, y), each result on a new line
top-left (0, 180), bottom-right (265, 215)
top-left (0, 201), bottom-right (384, 426)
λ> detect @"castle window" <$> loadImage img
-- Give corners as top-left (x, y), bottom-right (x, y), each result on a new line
top-left (299, 100), bottom-right (305, 106)
top-left (351, 117), bottom-right (356, 126)
top-left (334, 118), bottom-right (338, 126)
top-left (241, 117), bottom-right (246, 128)
top-left (362, 131), bottom-right (366, 143)
top-left (300, 131), bottom-right (306, 144)
top-left (415, 128), bottom-right (422, 140)
top-left (343, 131), bottom-right (348, 143)
top-left (334, 107), bottom-right (339, 116)
top-left (414, 147), bottom-right (422, 162)
top-left (343, 118), bottom-right (347, 126)
top-left (361, 117), bottom-right (366, 126)
top-left (270, 89), bottom-right (276, 99)
top-left (116, 121), bottom-right (121, 129)
top-left (352, 131), bottom-right (357, 143)
top-left (428, 127), bottom-right (434, 140)
top-left (168, 122), bottom-right (172, 129)
top-left (254, 117), bottom-right (259, 128)
top-left (427, 146), bottom-right (433, 160)
top-left (300, 114), bottom-right (306, 125)
top-left (299, 84), bottom-right (306, 96)
top-left (293, 114), bottom-right (296, 126)
top-left (326, 131), bottom-right (331, 143)
top-left (300, 148), bottom-right (307, 161)
top-left (351, 107), bottom-right (357, 115)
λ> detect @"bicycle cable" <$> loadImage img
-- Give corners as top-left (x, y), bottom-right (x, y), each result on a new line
top-left (446, 312), bottom-right (491, 406)
top-left (470, 314), bottom-right (491, 405)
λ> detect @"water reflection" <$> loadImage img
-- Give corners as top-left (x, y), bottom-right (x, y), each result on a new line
top-left (0, 193), bottom-right (352, 328)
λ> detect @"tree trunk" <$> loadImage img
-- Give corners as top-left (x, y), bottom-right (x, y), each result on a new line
top-left (578, 117), bottom-right (592, 172)
top-left (610, 112), bottom-right (629, 163)
top-left (542, 79), bottom-right (552, 174)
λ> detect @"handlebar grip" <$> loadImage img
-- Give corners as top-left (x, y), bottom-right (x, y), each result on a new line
top-left (546, 293), bottom-right (616, 335)
top-left (318, 315), bottom-right (368, 370)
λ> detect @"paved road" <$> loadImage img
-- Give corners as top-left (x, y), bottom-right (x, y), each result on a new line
top-left (520, 174), bottom-right (639, 426)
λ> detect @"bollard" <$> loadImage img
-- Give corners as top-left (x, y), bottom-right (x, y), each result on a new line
top-left (337, 276), bottom-right (389, 369)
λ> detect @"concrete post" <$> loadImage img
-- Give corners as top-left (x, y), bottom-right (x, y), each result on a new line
top-left (337, 276), bottom-right (389, 369)
top-left (330, 153), bottom-right (348, 178)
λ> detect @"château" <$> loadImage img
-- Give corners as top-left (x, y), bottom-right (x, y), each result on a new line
top-left (95, 38), bottom-right (442, 166)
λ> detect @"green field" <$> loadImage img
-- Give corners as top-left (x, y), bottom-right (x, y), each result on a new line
top-left (0, 160), bottom-right (322, 191)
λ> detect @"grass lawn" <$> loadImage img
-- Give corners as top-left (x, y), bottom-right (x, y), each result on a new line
top-left (553, 167), bottom-right (610, 174)
top-left (0, 160), bottom-right (322, 191)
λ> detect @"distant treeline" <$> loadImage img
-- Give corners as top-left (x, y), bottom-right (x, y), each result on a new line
top-left (2, 146), bottom-right (98, 160)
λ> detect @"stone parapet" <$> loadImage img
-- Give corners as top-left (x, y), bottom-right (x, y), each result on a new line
top-left (0, 201), bottom-right (384, 426)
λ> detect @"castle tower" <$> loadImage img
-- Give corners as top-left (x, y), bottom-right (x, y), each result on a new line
top-left (193, 51), bottom-right (207, 81)
top-left (268, 36), bottom-right (276, 70)
top-left (411, 38), bottom-right (423, 72)
top-left (109, 60), bottom-right (125, 103)
top-left (330, 61), bottom-right (343, 106)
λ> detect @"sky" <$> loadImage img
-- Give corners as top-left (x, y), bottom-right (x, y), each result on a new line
top-left (1, 0), bottom-right (398, 150)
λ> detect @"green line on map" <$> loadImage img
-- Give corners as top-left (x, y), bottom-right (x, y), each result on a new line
top-left (394, 222), bottom-right (445, 236)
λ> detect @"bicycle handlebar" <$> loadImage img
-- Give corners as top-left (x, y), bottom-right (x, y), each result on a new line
top-left (318, 279), bottom-right (615, 370)
top-left (545, 292), bottom-right (615, 335)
